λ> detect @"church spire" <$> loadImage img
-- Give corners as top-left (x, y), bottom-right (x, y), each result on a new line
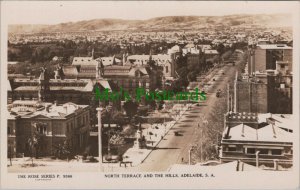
top-left (91, 48), bottom-right (95, 59)
top-left (38, 67), bottom-right (49, 102)
top-left (149, 49), bottom-right (152, 61)
top-left (96, 58), bottom-right (103, 79)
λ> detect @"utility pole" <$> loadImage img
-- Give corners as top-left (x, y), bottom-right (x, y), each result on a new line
top-left (96, 107), bottom-right (103, 171)
top-left (227, 83), bottom-right (230, 112)
top-left (234, 71), bottom-right (238, 112)
top-left (188, 148), bottom-right (192, 165)
top-left (200, 126), bottom-right (203, 163)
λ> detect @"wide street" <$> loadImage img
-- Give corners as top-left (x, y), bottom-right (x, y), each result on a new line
top-left (135, 54), bottom-right (242, 172)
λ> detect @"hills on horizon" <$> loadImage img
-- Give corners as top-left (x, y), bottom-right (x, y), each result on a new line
top-left (8, 14), bottom-right (292, 34)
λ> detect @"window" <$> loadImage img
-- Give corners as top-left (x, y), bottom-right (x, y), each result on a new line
top-left (259, 149), bottom-right (269, 155)
top-left (37, 125), bottom-right (47, 135)
top-left (166, 66), bottom-right (169, 73)
top-left (228, 147), bottom-right (236, 152)
top-left (7, 126), bottom-right (12, 135)
top-left (247, 148), bottom-right (256, 154)
top-left (271, 149), bottom-right (282, 155)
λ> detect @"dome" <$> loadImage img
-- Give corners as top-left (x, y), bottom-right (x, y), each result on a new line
top-left (170, 45), bottom-right (182, 53)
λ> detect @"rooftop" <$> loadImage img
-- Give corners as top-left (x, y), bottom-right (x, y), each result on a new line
top-left (223, 123), bottom-right (293, 143)
top-left (204, 49), bottom-right (219, 54)
top-left (72, 56), bottom-right (98, 66)
top-left (257, 44), bottom-right (292, 50)
top-left (19, 102), bottom-right (89, 119)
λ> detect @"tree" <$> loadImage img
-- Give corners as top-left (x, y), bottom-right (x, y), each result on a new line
top-left (52, 140), bottom-right (71, 160)
top-left (216, 43), bottom-right (225, 55)
top-left (123, 101), bottom-right (138, 120)
top-left (27, 132), bottom-right (39, 165)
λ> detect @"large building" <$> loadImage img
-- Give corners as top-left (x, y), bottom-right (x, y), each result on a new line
top-left (8, 68), bottom-right (114, 105)
top-left (127, 53), bottom-right (177, 80)
top-left (248, 44), bottom-right (292, 75)
top-left (231, 71), bottom-right (292, 114)
top-left (8, 101), bottom-right (91, 157)
top-left (102, 65), bottom-right (157, 94)
top-left (231, 43), bottom-right (293, 114)
top-left (70, 55), bottom-right (121, 79)
top-left (220, 112), bottom-right (293, 169)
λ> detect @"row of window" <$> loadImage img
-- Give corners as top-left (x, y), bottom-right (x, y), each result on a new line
top-left (15, 82), bottom-right (87, 87)
top-left (225, 146), bottom-right (291, 156)
top-left (66, 113), bottom-right (89, 133)
top-left (114, 79), bottom-right (149, 88)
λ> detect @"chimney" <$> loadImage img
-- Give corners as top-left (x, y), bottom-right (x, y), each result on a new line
top-left (45, 104), bottom-right (51, 113)
top-left (273, 159), bottom-right (279, 171)
top-left (255, 151), bottom-right (260, 167)
top-left (225, 126), bottom-right (231, 139)
top-left (241, 123), bottom-right (245, 137)
top-left (236, 160), bottom-right (240, 171)
top-left (63, 105), bottom-right (68, 114)
top-left (272, 124), bottom-right (277, 138)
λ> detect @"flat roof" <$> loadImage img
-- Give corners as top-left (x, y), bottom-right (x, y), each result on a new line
top-left (257, 44), bottom-right (292, 50)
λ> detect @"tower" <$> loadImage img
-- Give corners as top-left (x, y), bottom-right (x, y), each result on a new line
top-left (38, 67), bottom-right (50, 102)
top-left (122, 53), bottom-right (126, 65)
top-left (96, 58), bottom-right (103, 79)
top-left (91, 48), bottom-right (95, 59)
top-left (149, 49), bottom-right (152, 62)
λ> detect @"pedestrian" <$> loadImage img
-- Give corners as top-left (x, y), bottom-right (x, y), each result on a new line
top-left (181, 157), bottom-right (184, 162)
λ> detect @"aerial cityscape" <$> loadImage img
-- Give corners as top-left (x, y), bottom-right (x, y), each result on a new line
top-left (6, 10), bottom-right (294, 173)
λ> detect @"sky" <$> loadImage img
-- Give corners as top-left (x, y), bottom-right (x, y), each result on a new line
top-left (1, 1), bottom-right (298, 25)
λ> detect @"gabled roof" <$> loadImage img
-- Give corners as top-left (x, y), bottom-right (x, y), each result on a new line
top-left (224, 124), bottom-right (257, 141)
top-left (72, 57), bottom-right (98, 66)
top-left (224, 123), bottom-right (293, 143)
top-left (93, 79), bottom-right (112, 91)
top-left (184, 43), bottom-right (195, 48)
top-left (257, 124), bottom-right (293, 142)
top-left (204, 49), bottom-right (219, 54)
top-left (63, 65), bottom-right (78, 76)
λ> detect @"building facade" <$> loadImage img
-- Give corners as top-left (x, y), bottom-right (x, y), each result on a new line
top-left (248, 44), bottom-right (292, 75)
top-left (7, 101), bottom-right (90, 157)
top-left (220, 112), bottom-right (293, 169)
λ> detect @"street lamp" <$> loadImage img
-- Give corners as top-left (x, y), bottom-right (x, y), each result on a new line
top-left (96, 107), bottom-right (103, 170)
top-left (189, 146), bottom-right (196, 165)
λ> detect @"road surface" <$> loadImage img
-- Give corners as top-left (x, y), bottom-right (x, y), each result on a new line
top-left (135, 58), bottom-right (240, 172)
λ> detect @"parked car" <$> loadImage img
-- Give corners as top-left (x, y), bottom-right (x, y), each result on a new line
top-left (216, 89), bottom-right (221, 98)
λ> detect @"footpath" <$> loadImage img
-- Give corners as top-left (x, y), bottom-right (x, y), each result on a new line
top-left (122, 103), bottom-right (192, 166)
